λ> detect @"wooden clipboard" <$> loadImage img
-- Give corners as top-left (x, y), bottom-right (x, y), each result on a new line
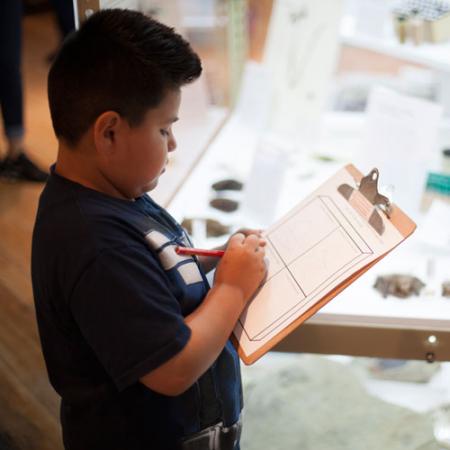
top-left (232, 164), bottom-right (416, 365)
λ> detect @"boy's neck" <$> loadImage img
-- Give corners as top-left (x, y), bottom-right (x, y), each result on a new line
top-left (55, 141), bottom-right (132, 201)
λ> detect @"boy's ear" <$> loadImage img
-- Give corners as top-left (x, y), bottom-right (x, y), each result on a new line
top-left (93, 111), bottom-right (123, 154)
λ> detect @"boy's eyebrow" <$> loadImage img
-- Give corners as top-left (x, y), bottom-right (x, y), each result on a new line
top-left (167, 117), bottom-right (179, 124)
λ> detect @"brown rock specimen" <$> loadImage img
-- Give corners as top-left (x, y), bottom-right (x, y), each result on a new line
top-left (209, 198), bottom-right (239, 212)
top-left (442, 281), bottom-right (450, 298)
top-left (205, 219), bottom-right (230, 237)
top-left (211, 179), bottom-right (243, 191)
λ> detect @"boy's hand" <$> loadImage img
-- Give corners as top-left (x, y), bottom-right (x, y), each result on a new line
top-left (218, 228), bottom-right (266, 252)
top-left (197, 228), bottom-right (266, 274)
top-left (214, 233), bottom-right (267, 306)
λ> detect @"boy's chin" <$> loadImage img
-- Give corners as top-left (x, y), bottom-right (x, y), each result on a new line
top-left (145, 178), bottom-right (159, 192)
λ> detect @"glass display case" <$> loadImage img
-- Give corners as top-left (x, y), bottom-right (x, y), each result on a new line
top-left (71, 2), bottom-right (450, 448)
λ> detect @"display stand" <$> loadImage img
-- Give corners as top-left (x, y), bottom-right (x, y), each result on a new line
top-left (340, 13), bottom-right (450, 115)
top-left (340, 14), bottom-right (450, 73)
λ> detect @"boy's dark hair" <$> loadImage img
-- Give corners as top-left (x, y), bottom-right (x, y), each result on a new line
top-left (48, 9), bottom-right (202, 146)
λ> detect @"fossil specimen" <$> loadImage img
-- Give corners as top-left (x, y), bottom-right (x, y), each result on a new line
top-left (442, 281), bottom-right (450, 298)
top-left (209, 198), bottom-right (239, 212)
top-left (211, 178), bottom-right (244, 191)
top-left (374, 274), bottom-right (425, 299)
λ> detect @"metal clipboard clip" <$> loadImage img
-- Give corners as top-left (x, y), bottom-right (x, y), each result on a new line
top-left (338, 168), bottom-right (392, 236)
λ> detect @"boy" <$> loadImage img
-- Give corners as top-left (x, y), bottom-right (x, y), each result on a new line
top-left (31, 9), bottom-right (267, 450)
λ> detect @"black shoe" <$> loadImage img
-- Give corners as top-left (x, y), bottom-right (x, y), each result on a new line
top-left (0, 153), bottom-right (48, 182)
top-left (0, 157), bottom-right (20, 181)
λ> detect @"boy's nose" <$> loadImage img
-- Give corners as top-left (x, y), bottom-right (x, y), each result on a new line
top-left (168, 135), bottom-right (177, 152)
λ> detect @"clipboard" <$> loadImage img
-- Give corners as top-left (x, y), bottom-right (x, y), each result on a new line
top-left (232, 164), bottom-right (416, 365)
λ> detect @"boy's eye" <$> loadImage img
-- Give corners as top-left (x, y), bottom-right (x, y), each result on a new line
top-left (160, 129), bottom-right (169, 137)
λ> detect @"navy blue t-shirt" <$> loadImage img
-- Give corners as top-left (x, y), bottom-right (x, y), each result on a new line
top-left (31, 170), bottom-right (243, 450)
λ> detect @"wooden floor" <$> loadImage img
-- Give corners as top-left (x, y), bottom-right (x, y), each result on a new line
top-left (0, 11), bottom-right (63, 450)
top-left (0, 6), bottom-right (410, 450)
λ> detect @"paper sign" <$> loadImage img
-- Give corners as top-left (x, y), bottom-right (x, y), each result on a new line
top-left (360, 87), bottom-right (443, 219)
top-left (241, 135), bottom-right (290, 227)
top-left (234, 62), bottom-right (272, 130)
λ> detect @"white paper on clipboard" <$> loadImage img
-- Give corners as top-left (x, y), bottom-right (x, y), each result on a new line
top-left (233, 166), bottom-right (413, 364)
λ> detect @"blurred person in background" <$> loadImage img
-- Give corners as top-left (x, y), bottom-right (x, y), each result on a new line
top-left (0, 0), bottom-right (74, 182)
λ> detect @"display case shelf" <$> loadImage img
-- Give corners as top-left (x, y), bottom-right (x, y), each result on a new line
top-left (340, 15), bottom-right (450, 73)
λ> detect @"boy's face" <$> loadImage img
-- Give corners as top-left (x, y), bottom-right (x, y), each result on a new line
top-left (105, 88), bottom-right (181, 199)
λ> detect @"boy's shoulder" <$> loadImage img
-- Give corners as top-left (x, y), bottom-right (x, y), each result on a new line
top-left (34, 172), bottom-right (150, 255)
top-left (34, 171), bottom-right (181, 257)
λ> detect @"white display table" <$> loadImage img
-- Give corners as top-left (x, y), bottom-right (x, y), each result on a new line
top-left (167, 111), bottom-right (450, 363)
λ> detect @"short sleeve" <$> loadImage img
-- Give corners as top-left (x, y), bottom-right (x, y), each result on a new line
top-left (70, 245), bottom-right (191, 391)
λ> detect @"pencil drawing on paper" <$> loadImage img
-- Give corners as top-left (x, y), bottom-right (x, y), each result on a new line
top-left (238, 195), bottom-right (374, 341)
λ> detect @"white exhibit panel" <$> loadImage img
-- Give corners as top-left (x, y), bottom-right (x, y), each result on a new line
top-left (264, 0), bottom-right (344, 147)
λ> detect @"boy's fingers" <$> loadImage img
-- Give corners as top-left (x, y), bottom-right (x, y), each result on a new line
top-left (237, 228), bottom-right (264, 237)
top-left (256, 246), bottom-right (266, 256)
top-left (244, 234), bottom-right (262, 252)
top-left (244, 234), bottom-right (259, 245)
top-left (229, 232), bottom-right (245, 247)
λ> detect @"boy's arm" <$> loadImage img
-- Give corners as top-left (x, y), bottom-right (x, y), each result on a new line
top-left (140, 233), bottom-right (266, 396)
top-left (197, 228), bottom-right (263, 273)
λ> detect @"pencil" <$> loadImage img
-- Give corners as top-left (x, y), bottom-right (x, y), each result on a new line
top-left (175, 246), bottom-right (225, 257)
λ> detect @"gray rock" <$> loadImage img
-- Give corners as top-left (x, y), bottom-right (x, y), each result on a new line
top-left (374, 274), bottom-right (425, 299)
top-left (240, 354), bottom-right (438, 450)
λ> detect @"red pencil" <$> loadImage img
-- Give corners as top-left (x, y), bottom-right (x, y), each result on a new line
top-left (175, 246), bottom-right (225, 257)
